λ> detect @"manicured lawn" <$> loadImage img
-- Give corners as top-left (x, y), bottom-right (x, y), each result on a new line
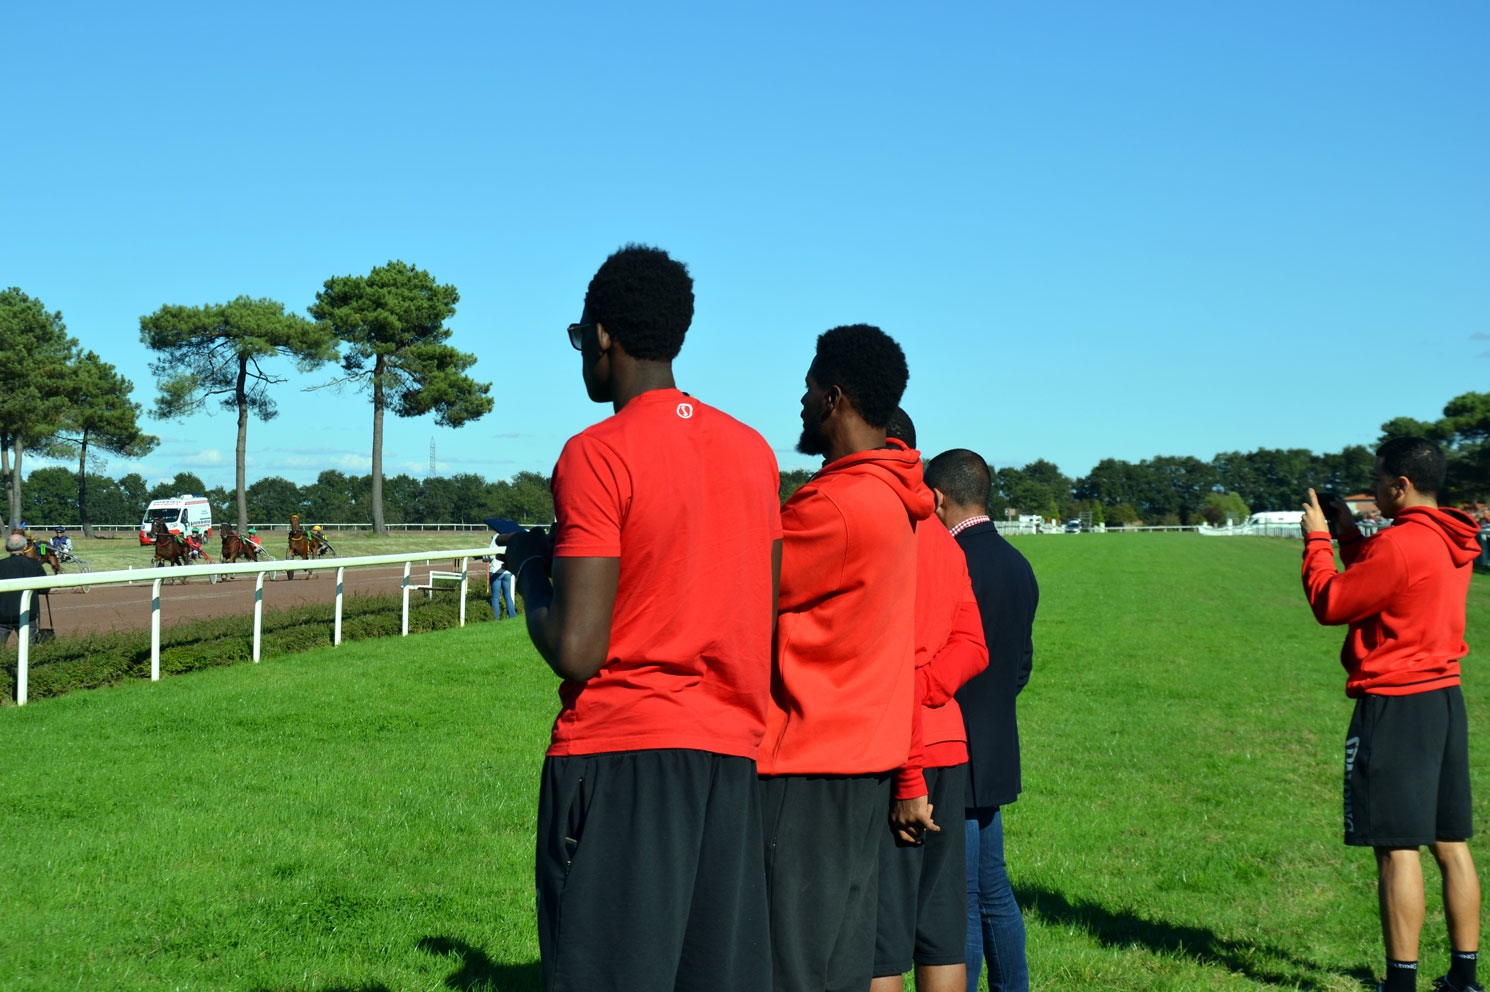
top-left (1008, 534), bottom-right (1490, 991)
top-left (2, 534), bottom-right (1486, 990)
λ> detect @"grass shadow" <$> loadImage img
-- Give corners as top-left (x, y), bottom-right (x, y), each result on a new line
top-left (418, 935), bottom-right (543, 992)
top-left (1016, 884), bottom-right (1377, 990)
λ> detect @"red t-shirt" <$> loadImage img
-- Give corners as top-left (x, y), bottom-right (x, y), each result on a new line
top-left (546, 388), bottom-right (782, 759)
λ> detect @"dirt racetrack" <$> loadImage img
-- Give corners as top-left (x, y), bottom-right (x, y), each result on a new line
top-left (34, 560), bottom-right (483, 638)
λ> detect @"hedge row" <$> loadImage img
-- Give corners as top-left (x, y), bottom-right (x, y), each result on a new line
top-left (2, 588), bottom-right (510, 703)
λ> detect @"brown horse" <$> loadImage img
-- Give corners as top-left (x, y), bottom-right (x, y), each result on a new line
top-left (221, 526), bottom-right (263, 564)
top-left (286, 514), bottom-right (312, 579)
top-left (22, 539), bottom-right (61, 576)
top-left (152, 532), bottom-right (190, 569)
top-left (149, 518), bottom-right (193, 573)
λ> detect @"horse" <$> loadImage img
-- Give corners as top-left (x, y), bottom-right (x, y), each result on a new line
top-left (148, 518), bottom-right (193, 575)
top-left (221, 525), bottom-right (264, 564)
top-left (286, 514), bottom-right (312, 579)
top-left (22, 539), bottom-right (61, 576)
top-left (152, 531), bottom-right (191, 570)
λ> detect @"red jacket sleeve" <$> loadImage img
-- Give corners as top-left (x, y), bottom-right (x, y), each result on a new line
top-left (1301, 531), bottom-right (1404, 626)
top-left (918, 588), bottom-right (988, 707)
top-left (896, 698), bottom-right (927, 800)
top-left (894, 572), bottom-right (988, 800)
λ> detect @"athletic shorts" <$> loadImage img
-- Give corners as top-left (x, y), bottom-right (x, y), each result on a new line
top-left (873, 763), bottom-right (968, 976)
top-left (1344, 686), bottom-right (1474, 848)
top-left (535, 749), bottom-right (770, 992)
top-left (760, 771), bottom-right (893, 992)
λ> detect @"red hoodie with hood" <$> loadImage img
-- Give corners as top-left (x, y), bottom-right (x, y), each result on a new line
top-left (1302, 505), bottom-right (1480, 697)
top-left (759, 439), bottom-right (935, 776)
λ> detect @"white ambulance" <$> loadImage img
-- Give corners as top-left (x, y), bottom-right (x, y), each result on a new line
top-left (139, 495), bottom-right (214, 545)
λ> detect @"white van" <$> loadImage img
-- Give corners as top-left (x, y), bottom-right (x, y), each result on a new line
top-left (139, 495), bottom-right (214, 545)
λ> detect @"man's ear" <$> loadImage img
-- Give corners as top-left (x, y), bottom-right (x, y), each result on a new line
top-left (594, 321), bottom-right (613, 354)
top-left (822, 384), bottom-right (843, 416)
top-left (931, 487), bottom-right (948, 524)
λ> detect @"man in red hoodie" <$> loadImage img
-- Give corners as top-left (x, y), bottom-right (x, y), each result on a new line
top-left (873, 408), bottom-right (988, 992)
top-left (759, 324), bottom-right (935, 992)
top-left (1303, 436), bottom-right (1483, 992)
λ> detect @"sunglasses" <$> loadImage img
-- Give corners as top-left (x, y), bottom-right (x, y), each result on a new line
top-left (567, 322), bottom-right (593, 351)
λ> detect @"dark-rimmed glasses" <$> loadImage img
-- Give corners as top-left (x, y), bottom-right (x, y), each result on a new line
top-left (567, 322), bottom-right (592, 351)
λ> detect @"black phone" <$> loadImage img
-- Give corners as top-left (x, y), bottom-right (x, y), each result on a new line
top-left (1316, 491), bottom-right (1344, 538)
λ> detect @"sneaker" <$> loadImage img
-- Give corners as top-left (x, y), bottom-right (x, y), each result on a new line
top-left (1434, 977), bottom-right (1486, 992)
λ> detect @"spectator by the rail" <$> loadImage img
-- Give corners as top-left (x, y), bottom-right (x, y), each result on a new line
top-left (486, 532), bottom-right (516, 620)
top-left (925, 447), bottom-right (1039, 992)
top-left (1, 532), bottom-right (48, 648)
top-left (502, 244), bottom-right (781, 992)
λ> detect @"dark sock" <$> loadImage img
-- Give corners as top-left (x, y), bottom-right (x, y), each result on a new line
top-left (1384, 959), bottom-right (1417, 992)
top-left (1449, 950), bottom-right (1478, 989)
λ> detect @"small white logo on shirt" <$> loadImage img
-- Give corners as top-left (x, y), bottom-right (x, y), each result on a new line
top-left (676, 402), bottom-right (694, 419)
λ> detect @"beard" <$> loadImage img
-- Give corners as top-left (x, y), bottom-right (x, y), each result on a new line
top-left (796, 420), bottom-right (828, 457)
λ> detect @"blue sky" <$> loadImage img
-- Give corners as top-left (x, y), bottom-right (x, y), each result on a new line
top-left (4, 2), bottom-right (1486, 494)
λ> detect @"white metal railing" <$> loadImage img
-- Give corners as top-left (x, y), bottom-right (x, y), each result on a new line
top-left (59, 523), bottom-right (542, 536)
top-left (1, 546), bottom-right (498, 707)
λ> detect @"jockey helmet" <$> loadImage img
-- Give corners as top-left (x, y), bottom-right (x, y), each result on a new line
top-left (312, 525), bottom-right (322, 533)
top-left (248, 527), bottom-right (257, 535)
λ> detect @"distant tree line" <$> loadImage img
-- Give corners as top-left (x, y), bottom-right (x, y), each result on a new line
top-left (780, 392), bottom-right (1490, 526)
top-left (20, 468), bottom-right (554, 529)
top-left (1, 260), bottom-right (491, 539)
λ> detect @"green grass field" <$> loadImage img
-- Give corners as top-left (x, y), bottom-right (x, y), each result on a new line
top-left (2, 534), bottom-right (1488, 990)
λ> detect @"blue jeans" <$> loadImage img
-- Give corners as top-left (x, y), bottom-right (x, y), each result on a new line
top-left (966, 807), bottom-right (1028, 992)
top-left (490, 570), bottom-right (516, 619)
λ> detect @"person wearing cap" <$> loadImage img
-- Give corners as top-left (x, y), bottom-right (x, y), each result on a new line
top-left (1, 532), bottom-right (48, 650)
top-left (486, 533), bottom-right (516, 620)
top-left (50, 527), bottom-right (73, 556)
top-left (246, 527), bottom-right (263, 550)
top-left (184, 528), bottom-right (203, 558)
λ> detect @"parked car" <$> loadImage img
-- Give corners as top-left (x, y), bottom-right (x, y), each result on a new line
top-left (1064, 518), bottom-right (1081, 533)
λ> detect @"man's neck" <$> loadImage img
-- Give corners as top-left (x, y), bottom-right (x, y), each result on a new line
top-left (940, 501), bottom-right (986, 531)
top-left (822, 422), bottom-right (887, 465)
top-left (610, 359), bottom-right (677, 413)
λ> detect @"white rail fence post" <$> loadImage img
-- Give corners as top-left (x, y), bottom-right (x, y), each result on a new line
top-left (16, 590), bottom-right (33, 706)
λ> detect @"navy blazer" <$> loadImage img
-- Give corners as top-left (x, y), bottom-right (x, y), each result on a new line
top-left (953, 521), bottom-right (1038, 810)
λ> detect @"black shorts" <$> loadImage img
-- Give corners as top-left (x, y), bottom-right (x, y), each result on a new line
top-left (760, 771), bottom-right (892, 992)
top-left (873, 764), bottom-right (968, 976)
top-left (535, 749), bottom-right (770, 992)
top-left (1344, 686), bottom-right (1474, 847)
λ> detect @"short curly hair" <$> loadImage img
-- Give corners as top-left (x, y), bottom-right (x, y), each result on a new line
top-left (809, 324), bottom-right (908, 429)
top-left (885, 406), bottom-right (916, 450)
top-left (583, 244), bottom-right (694, 362)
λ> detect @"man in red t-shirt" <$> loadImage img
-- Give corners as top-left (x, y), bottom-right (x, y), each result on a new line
top-left (503, 245), bottom-right (782, 992)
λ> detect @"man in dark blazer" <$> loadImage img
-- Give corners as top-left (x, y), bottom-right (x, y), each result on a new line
top-left (924, 449), bottom-right (1038, 992)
